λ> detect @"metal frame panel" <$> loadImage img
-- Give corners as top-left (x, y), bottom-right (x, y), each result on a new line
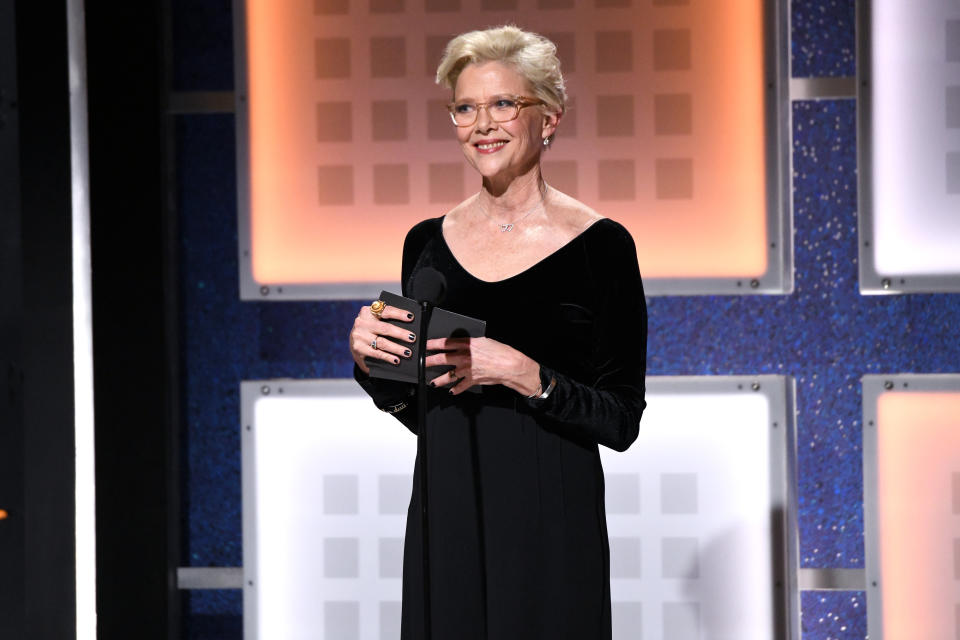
top-left (856, 1), bottom-right (960, 294)
top-left (239, 375), bottom-right (799, 639)
top-left (232, 0), bottom-right (793, 300)
top-left (759, 0), bottom-right (794, 296)
top-left (862, 373), bottom-right (960, 640)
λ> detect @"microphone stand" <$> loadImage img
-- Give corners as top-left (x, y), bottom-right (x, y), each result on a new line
top-left (417, 299), bottom-right (434, 640)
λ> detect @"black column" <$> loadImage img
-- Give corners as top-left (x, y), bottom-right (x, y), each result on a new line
top-left (86, 1), bottom-right (179, 638)
top-left (0, 1), bottom-right (78, 638)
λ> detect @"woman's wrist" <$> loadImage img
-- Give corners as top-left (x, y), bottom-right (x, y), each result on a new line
top-left (506, 355), bottom-right (542, 397)
top-left (353, 356), bottom-right (370, 375)
top-left (529, 372), bottom-right (556, 399)
top-left (526, 365), bottom-right (557, 400)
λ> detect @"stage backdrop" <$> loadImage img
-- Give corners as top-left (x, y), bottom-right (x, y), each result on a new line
top-left (168, 0), bottom-right (960, 638)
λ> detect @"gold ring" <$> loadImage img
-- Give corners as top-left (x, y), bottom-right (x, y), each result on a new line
top-left (370, 300), bottom-right (385, 319)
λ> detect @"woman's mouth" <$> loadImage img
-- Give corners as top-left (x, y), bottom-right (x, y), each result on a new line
top-left (475, 140), bottom-right (508, 153)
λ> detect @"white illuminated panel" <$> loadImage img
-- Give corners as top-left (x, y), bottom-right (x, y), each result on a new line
top-left (242, 377), bottom-right (798, 639)
top-left (602, 377), bottom-right (797, 640)
top-left (859, 2), bottom-right (960, 293)
top-left (863, 375), bottom-right (960, 640)
top-left (242, 381), bottom-right (417, 640)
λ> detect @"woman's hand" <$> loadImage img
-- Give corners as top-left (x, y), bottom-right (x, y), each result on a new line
top-left (349, 303), bottom-right (418, 374)
top-left (425, 337), bottom-right (541, 396)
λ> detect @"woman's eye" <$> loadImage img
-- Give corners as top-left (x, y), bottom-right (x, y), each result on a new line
top-left (454, 104), bottom-right (475, 114)
top-left (494, 99), bottom-right (516, 109)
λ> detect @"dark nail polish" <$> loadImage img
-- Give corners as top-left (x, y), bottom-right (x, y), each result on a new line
top-left (393, 358), bottom-right (399, 365)
top-left (403, 349), bottom-right (411, 357)
top-left (429, 381), bottom-right (436, 387)
top-left (406, 313), bottom-right (413, 320)
top-left (408, 333), bottom-right (416, 341)
top-left (448, 389), bottom-right (454, 395)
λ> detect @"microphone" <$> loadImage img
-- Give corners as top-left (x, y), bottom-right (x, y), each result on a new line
top-left (411, 267), bottom-right (446, 306)
top-left (411, 266), bottom-right (446, 640)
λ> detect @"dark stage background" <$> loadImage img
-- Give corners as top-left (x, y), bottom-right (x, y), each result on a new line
top-left (167, 1), bottom-right (960, 638)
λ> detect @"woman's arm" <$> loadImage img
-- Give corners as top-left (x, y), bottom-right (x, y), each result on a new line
top-left (353, 364), bottom-right (419, 433)
top-left (523, 224), bottom-right (646, 451)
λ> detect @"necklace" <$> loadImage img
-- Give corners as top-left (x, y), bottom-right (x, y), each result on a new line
top-left (476, 185), bottom-right (549, 232)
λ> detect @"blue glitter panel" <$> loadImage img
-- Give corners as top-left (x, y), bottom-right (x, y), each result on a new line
top-left (801, 591), bottom-right (867, 640)
top-left (171, 0), bottom-right (234, 91)
top-left (789, 99), bottom-right (863, 568)
top-left (182, 591), bottom-right (242, 640)
top-left (177, 115), bottom-right (365, 568)
top-left (791, 0), bottom-right (856, 77)
top-left (178, 114), bottom-right (246, 567)
top-left (258, 302), bottom-right (360, 376)
top-left (790, 100), bottom-right (959, 569)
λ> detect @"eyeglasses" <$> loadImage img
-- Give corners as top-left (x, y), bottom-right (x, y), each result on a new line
top-left (446, 95), bottom-right (545, 127)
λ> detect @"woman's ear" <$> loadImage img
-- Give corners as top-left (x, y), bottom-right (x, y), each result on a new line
top-left (542, 108), bottom-right (562, 141)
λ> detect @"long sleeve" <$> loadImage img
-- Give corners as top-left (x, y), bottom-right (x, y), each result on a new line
top-left (353, 364), bottom-right (419, 433)
top-left (352, 219), bottom-right (441, 433)
top-left (522, 223), bottom-right (647, 452)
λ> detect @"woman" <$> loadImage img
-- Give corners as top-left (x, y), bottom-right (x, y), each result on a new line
top-left (349, 25), bottom-right (646, 639)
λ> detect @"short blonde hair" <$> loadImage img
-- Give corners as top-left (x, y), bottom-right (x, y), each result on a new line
top-left (435, 25), bottom-right (567, 116)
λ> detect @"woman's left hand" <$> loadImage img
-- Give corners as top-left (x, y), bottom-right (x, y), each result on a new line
top-left (425, 337), bottom-right (541, 396)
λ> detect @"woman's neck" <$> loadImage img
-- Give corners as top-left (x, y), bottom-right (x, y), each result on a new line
top-left (478, 169), bottom-right (547, 220)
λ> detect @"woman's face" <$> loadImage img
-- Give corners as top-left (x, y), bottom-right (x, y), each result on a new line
top-left (452, 61), bottom-right (558, 185)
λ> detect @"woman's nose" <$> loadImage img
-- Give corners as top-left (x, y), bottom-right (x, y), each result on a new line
top-left (474, 104), bottom-right (497, 131)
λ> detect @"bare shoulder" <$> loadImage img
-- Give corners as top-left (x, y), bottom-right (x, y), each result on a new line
top-left (441, 195), bottom-right (479, 231)
top-left (445, 195), bottom-right (478, 220)
top-left (547, 187), bottom-right (604, 234)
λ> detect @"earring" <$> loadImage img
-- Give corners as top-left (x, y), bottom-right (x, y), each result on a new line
top-left (542, 138), bottom-right (550, 147)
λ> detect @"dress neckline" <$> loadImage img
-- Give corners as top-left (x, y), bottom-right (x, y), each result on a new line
top-left (438, 216), bottom-right (609, 284)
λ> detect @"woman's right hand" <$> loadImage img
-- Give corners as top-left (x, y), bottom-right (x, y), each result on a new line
top-left (349, 302), bottom-right (418, 374)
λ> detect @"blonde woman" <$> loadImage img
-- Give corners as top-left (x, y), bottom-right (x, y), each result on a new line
top-left (349, 25), bottom-right (647, 639)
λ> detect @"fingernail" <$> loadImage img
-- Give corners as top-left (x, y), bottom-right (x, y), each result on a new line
top-left (406, 313), bottom-right (413, 320)
top-left (429, 381), bottom-right (436, 387)
top-left (408, 333), bottom-right (416, 341)
top-left (448, 389), bottom-right (455, 395)
top-left (393, 358), bottom-right (399, 365)
top-left (403, 349), bottom-right (411, 357)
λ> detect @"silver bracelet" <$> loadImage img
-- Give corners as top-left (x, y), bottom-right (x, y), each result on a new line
top-left (529, 376), bottom-right (556, 400)
top-left (538, 376), bottom-right (557, 399)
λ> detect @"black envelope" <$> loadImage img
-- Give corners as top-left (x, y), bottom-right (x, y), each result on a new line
top-left (365, 290), bottom-right (486, 387)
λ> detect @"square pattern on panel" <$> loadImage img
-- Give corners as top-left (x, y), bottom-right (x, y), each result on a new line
top-left (244, 389), bottom-right (417, 639)
top-left (601, 388), bottom-right (782, 640)
top-left (244, 0), bottom-right (770, 285)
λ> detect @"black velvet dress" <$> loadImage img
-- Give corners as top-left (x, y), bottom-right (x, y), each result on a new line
top-left (355, 216), bottom-right (647, 640)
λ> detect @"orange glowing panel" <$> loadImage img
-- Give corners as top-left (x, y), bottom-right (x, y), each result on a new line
top-left (871, 390), bottom-right (960, 639)
top-left (239, 0), bottom-right (774, 297)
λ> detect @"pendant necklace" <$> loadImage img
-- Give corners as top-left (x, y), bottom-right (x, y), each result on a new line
top-left (476, 185), bottom-right (549, 232)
